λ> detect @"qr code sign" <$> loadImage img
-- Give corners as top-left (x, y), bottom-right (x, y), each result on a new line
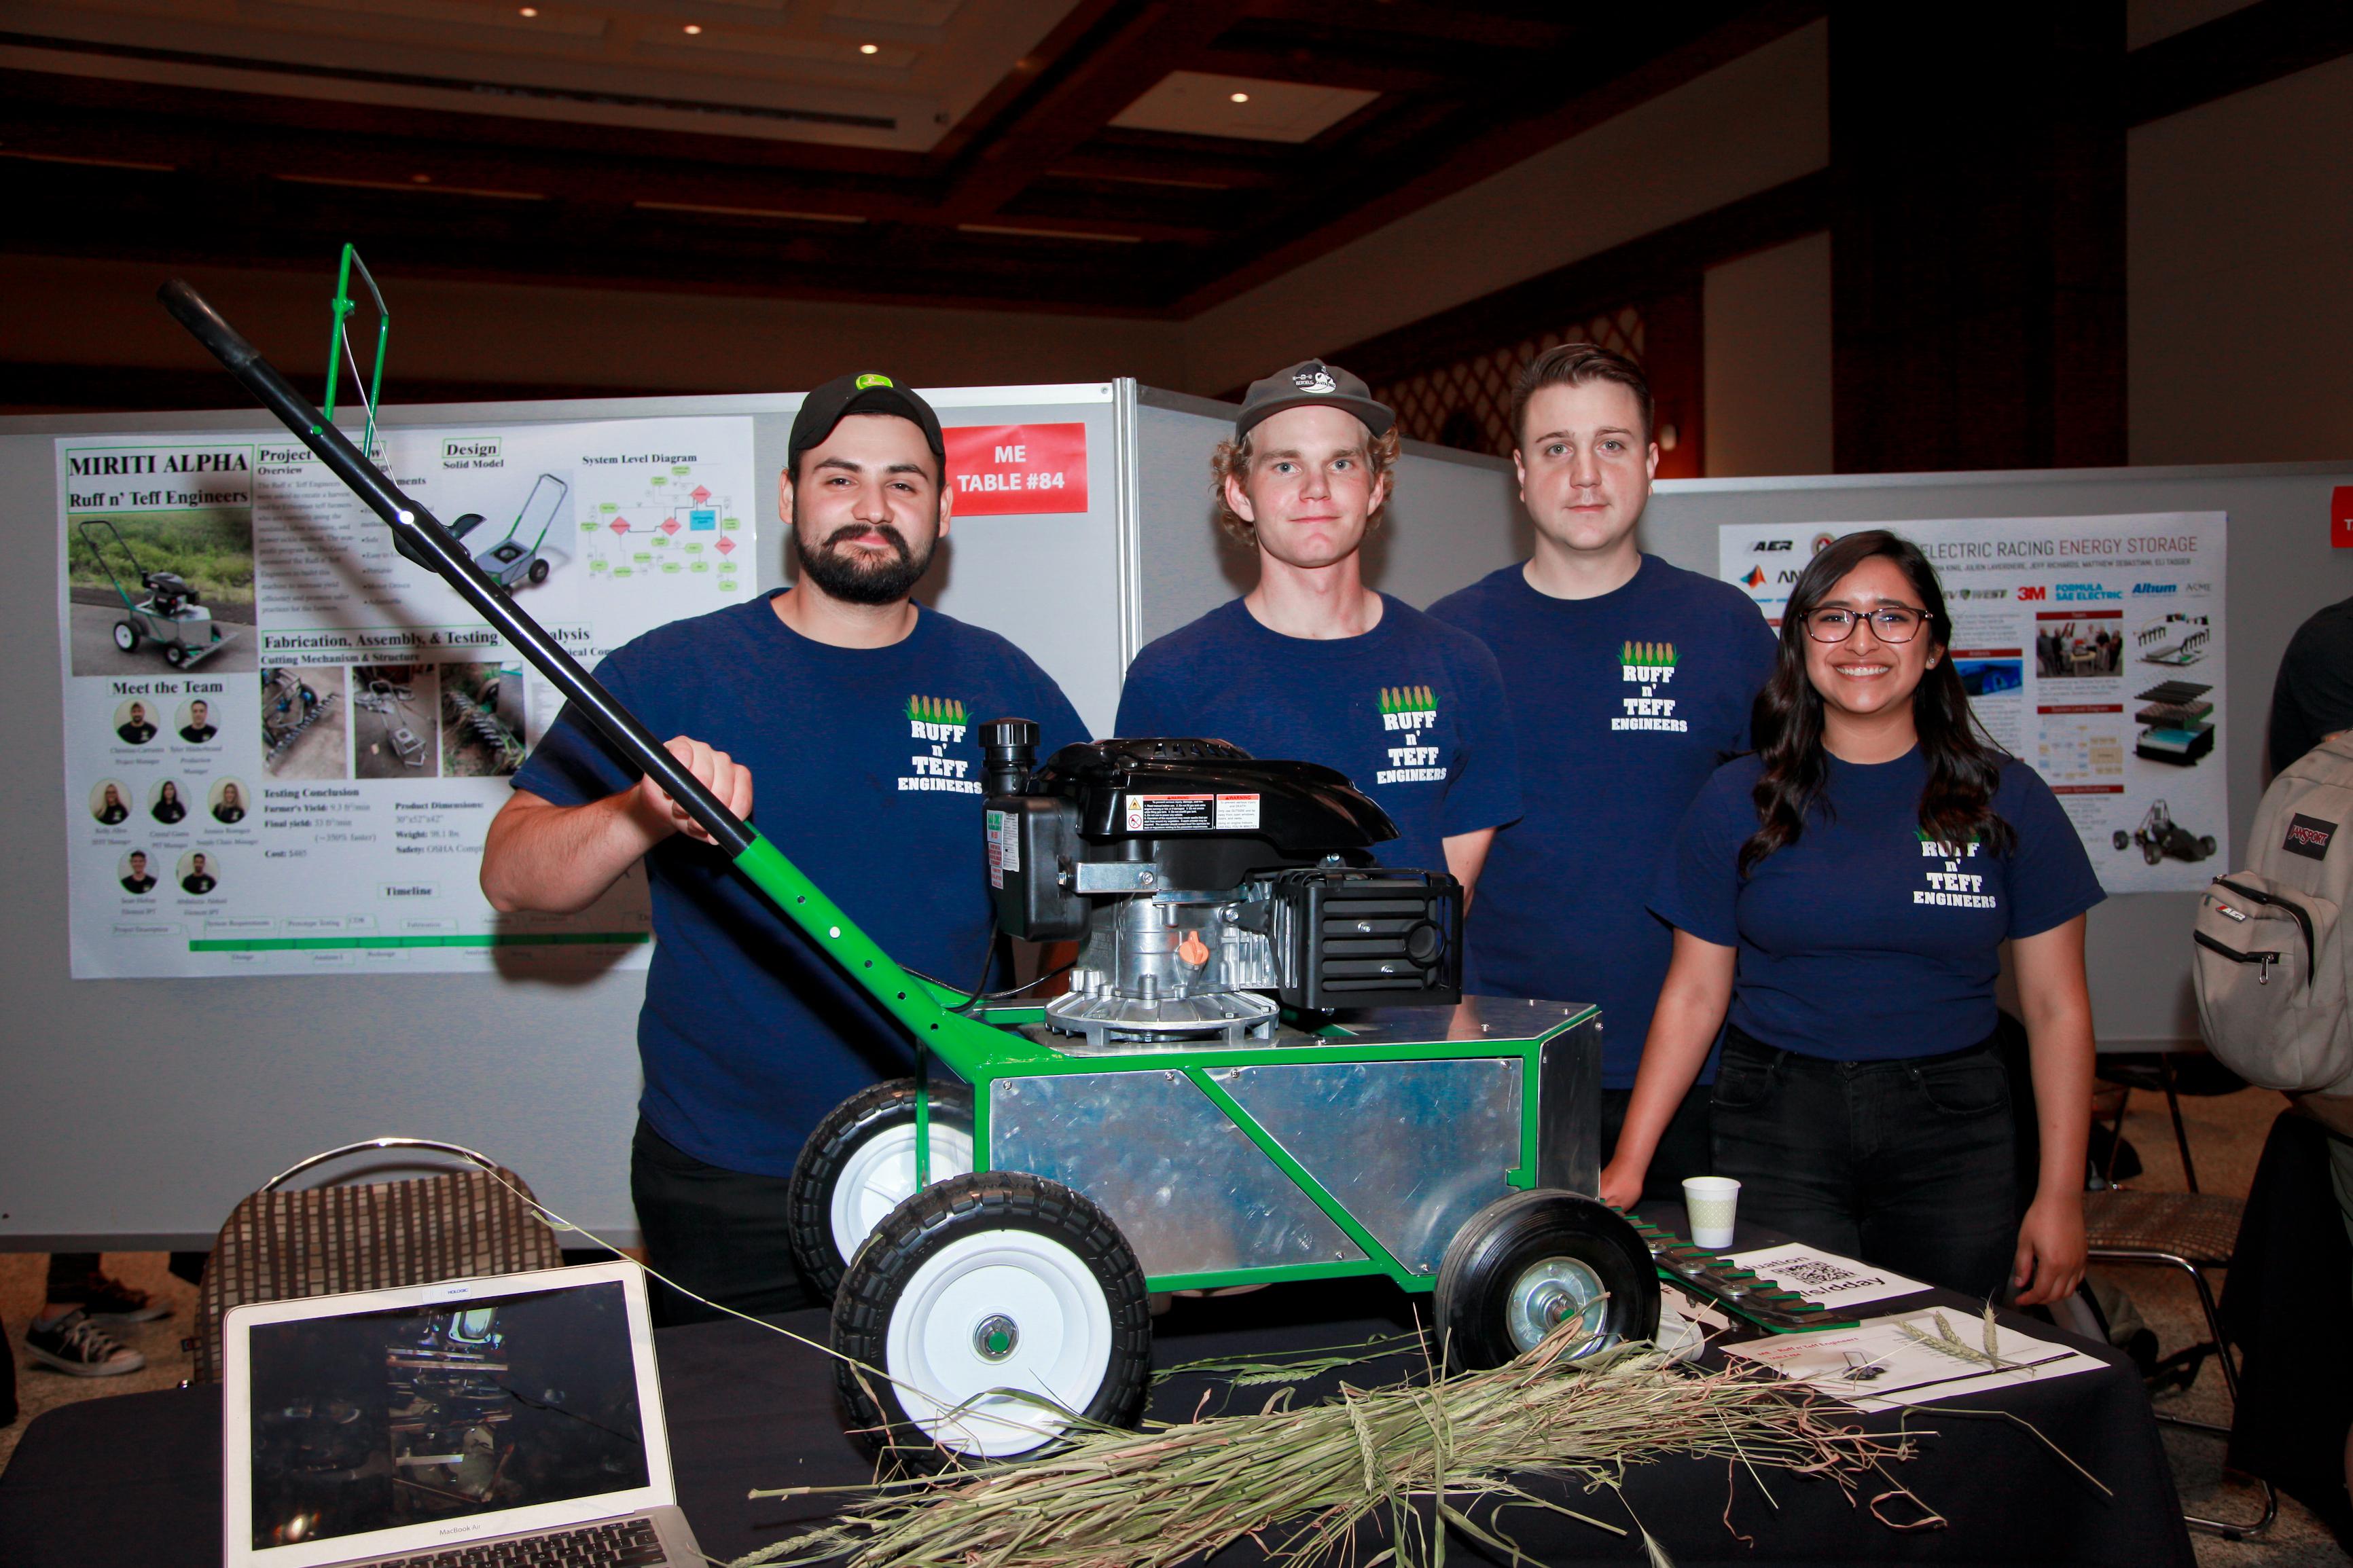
top-left (1774, 1256), bottom-right (1885, 1294)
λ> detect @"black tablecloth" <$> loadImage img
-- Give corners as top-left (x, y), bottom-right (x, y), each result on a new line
top-left (1, 1213), bottom-right (2193, 1567)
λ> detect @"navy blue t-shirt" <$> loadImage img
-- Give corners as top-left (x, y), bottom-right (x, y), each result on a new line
top-left (1653, 748), bottom-right (2104, 1061)
top-left (1431, 557), bottom-right (1776, 1086)
top-left (513, 591), bottom-right (1086, 1176)
top-left (1113, 595), bottom-right (1522, 877)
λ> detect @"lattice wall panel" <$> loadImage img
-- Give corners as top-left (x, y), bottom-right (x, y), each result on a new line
top-left (1371, 306), bottom-right (1643, 458)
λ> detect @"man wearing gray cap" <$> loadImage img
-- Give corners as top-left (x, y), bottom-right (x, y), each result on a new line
top-left (482, 372), bottom-right (1085, 1323)
top-left (1115, 360), bottom-right (1520, 892)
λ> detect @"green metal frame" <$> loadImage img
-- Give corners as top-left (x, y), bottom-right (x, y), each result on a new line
top-left (728, 833), bottom-right (1589, 1293)
top-left (320, 243), bottom-right (389, 454)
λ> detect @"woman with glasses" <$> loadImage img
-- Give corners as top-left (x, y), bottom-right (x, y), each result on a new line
top-left (1599, 530), bottom-right (2101, 1305)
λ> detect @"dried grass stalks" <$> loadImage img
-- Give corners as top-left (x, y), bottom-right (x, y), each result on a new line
top-left (736, 1324), bottom-right (1919, 1568)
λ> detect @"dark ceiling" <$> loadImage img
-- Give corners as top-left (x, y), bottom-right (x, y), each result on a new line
top-left (0, 0), bottom-right (1822, 316)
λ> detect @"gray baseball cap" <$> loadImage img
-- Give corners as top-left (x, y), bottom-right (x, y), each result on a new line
top-left (1235, 359), bottom-right (1395, 440)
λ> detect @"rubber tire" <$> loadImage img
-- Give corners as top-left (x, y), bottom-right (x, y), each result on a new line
top-left (2112, 830), bottom-right (2131, 851)
top-left (2198, 835), bottom-right (2218, 857)
top-left (1434, 1188), bottom-right (1659, 1373)
top-left (787, 1077), bottom-right (975, 1300)
top-left (528, 558), bottom-right (550, 585)
top-left (164, 644), bottom-right (186, 668)
top-left (113, 621), bottom-right (139, 653)
top-left (833, 1171), bottom-right (1151, 1469)
top-left (2144, 843), bottom-right (2163, 865)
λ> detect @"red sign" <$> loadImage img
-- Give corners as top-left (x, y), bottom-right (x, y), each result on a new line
top-left (941, 422), bottom-right (1088, 515)
top-left (2334, 485), bottom-right (2353, 548)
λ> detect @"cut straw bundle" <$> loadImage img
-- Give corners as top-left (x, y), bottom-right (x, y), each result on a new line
top-left (738, 1324), bottom-right (1920, 1568)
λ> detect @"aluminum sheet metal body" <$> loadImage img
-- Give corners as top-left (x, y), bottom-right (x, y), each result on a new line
top-left (943, 996), bottom-right (1601, 1293)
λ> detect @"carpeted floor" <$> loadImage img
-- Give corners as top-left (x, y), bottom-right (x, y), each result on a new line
top-left (3, 1086), bottom-right (2345, 1563)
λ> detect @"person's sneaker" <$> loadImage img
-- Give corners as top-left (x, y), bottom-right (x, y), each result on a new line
top-left (24, 1309), bottom-right (147, 1377)
top-left (55, 1270), bottom-right (168, 1324)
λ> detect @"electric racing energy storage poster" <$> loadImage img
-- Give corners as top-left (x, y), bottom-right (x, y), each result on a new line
top-left (56, 417), bottom-right (756, 978)
top-left (1718, 513), bottom-right (2228, 895)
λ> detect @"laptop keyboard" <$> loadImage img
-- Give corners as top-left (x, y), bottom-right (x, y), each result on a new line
top-left (372, 1516), bottom-right (668, 1568)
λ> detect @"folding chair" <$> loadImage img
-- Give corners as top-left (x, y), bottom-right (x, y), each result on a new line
top-left (2084, 1187), bottom-right (2277, 1539)
top-left (190, 1137), bottom-right (564, 1383)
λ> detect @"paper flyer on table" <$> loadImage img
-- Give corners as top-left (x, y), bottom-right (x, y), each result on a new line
top-left (1717, 513), bottom-right (2229, 894)
top-left (1723, 1309), bottom-right (2104, 1412)
top-left (56, 416), bottom-right (757, 979)
top-left (1727, 1243), bottom-right (1931, 1309)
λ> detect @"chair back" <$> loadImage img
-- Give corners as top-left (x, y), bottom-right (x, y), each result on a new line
top-left (192, 1137), bottom-right (564, 1382)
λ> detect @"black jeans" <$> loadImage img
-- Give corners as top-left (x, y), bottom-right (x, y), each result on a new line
top-left (630, 1118), bottom-right (817, 1328)
top-left (1601, 1083), bottom-right (1714, 1202)
top-left (1710, 1027), bottom-right (2018, 1301)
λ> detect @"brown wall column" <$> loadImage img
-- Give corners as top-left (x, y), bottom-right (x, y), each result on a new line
top-left (1829, 3), bottom-right (2126, 473)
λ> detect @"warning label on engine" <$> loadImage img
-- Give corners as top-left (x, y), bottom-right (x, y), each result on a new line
top-left (1126, 794), bottom-right (1214, 831)
top-left (1215, 793), bottom-right (1261, 830)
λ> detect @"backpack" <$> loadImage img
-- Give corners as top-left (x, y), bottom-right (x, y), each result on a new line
top-left (2193, 732), bottom-right (2353, 1094)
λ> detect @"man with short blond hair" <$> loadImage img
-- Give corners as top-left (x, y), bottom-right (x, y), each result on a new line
top-left (1431, 343), bottom-right (1775, 1199)
top-left (1117, 359), bottom-right (1519, 892)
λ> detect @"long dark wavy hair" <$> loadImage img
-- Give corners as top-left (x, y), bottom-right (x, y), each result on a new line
top-left (1740, 529), bottom-right (2016, 875)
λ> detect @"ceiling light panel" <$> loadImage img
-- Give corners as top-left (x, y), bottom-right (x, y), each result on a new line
top-left (1110, 71), bottom-right (1376, 143)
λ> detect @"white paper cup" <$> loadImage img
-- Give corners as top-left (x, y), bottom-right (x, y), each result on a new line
top-left (1683, 1176), bottom-right (1742, 1250)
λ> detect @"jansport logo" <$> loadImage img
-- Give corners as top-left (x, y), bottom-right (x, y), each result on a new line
top-left (2132, 583), bottom-right (2178, 596)
top-left (1752, 539), bottom-right (1793, 551)
top-left (2016, 585), bottom-right (2049, 601)
top-left (2053, 583), bottom-right (2121, 601)
top-left (2286, 814), bottom-right (2337, 861)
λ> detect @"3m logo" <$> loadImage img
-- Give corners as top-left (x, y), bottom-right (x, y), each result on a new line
top-left (2016, 585), bottom-right (2049, 601)
top-left (2285, 814), bottom-right (2337, 861)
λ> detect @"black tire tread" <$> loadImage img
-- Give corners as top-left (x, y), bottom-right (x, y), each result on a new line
top-left (1434, 1188), bottom-right (1659, 1372)
top-left (785, 1077), bottom-right (973, 1299)
top-left (832, 1170), bottom-right (1151, 1467)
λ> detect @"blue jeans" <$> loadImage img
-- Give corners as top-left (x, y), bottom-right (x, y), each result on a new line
top-left (1710, 1027), bottom-right (2018, 1301)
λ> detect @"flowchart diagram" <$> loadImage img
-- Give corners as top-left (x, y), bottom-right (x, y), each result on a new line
top-left (579, 466), bottom-right (745, 595)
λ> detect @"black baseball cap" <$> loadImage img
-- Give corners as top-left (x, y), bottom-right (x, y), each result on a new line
top-left (788, 372), bottom-right (946, 477)
top-left (1235, 359), bottom-right (1395, 441)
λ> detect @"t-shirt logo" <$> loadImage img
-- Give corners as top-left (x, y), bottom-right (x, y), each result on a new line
top-left (1915, 832), bottom-right (1996, 908)
top-left (901, 694), bottom-right (978, 793)
top-left (2285, 813), bottom-right (2337, 860)
top-left (1614, 640), bottom-right (1689, 733)
top-left (1376, 685), bottom-right (1445, 784)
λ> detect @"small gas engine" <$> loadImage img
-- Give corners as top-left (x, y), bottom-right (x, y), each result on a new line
top-left (981, 723), bottom-right (1462, 1046)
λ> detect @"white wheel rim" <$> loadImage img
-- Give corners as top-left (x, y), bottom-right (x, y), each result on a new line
top-left (884, 1228), bottom-right (1113, 1458)
top-left (830, 1120), bottom-right (973, 1264)
top-left (114, 625), bottom-right (134, 649)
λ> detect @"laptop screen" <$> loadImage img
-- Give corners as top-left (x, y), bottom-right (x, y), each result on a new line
top-left (244, 1279), bottom-right (651, 1552)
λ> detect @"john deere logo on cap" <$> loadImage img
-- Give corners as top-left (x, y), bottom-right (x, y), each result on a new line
top-left (1293, 367), bottom-right (1337, 395)
top-left (855, 373), bottom-right (895, 390)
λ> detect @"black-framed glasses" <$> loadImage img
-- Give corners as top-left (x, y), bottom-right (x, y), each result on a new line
top-left (1803, 605), bottom-right (1928, 644)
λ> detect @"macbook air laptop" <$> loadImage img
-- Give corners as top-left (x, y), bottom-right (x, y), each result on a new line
top-left (222, 1262), bottom-right (703, 1568)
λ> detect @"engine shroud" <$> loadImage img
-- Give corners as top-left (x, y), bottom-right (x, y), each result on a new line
top-left (986, 737), bottom-right (1462, 1045)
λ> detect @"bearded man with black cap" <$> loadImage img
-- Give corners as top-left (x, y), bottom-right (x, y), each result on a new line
top-left (483, 373), bottom-right (1085, 1323)
top-left (1116, 360), bottom-right (1520, 896)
